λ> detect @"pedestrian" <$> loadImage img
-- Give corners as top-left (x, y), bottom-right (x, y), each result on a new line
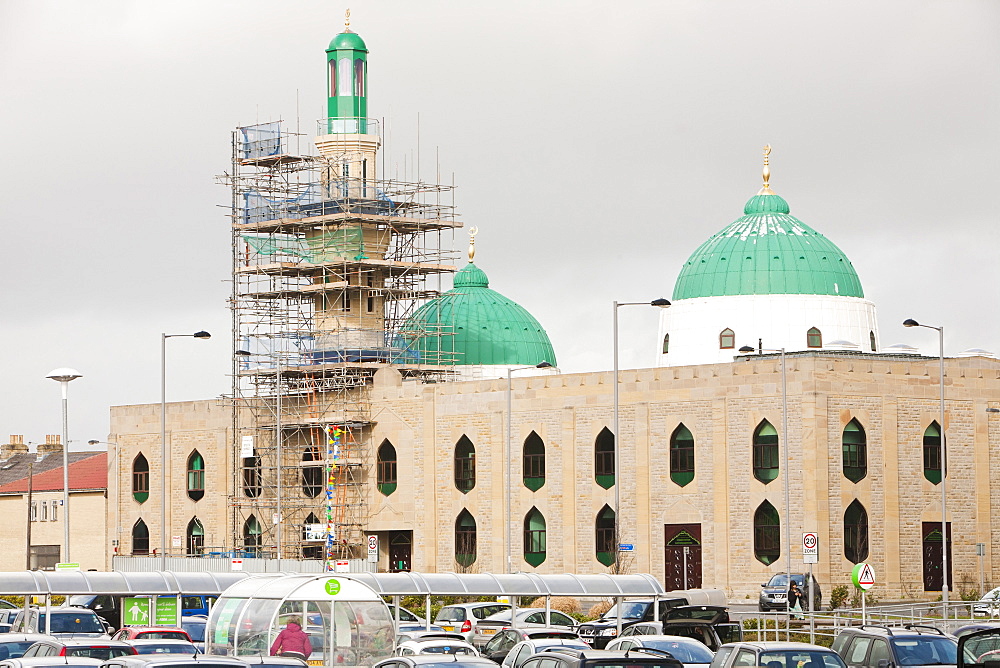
top-left (270, 616), bottom-right (312, 659)
top-left (788, 582), bottom-right (803, 619)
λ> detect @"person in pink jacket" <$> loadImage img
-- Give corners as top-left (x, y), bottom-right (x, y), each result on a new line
top-left (270, 617), bottom-right (312, 659)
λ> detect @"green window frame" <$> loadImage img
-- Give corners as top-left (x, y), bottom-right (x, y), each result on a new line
top-left (455, 509), bottom-right (477, 568)
top-left (595, 505), bottom-right (616, 567)
top-left (752, 421), bottom-right (779, 484)
top-left (186, 517), bottom-right (204, 556)
top-left (132, 453), bottom-right (149, 504)
top-left (662, 333), bottom-right (670, 354)
top-left (720, 328), bottom-right (735, 349)
top-left (132, 519), bottom-right (149, 555)
top-left (377, 440), bottom-right (397, 496)
top-left (455, 436), bottom-right (476, 493)
top-left (243, 515), bottom-right (262, 554)
top-left (523, 431), bottom-right (545, 491)
top-left (753, 500), bottom-right (780, 565)
top-left (807, 327), bottom-right (822, 348)
top-left (844, 499), bottom-right (869, 564)
top-left (186, 451), bottom-right (205, 501)
top-left (923, 421), bottom-right (945, 484)
top-left (595, 427), bottom-right (615, 489)
top-left (524, 507), bottom-right (547, 567)
top-left (669, 424), bottom-right (695, 487)
top-left (842, 419), bottom-right (867, 483)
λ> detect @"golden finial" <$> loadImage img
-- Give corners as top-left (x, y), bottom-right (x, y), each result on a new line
top-left (468, 227), bottom-right (479, 262)
top-left (758, 144), bottom-right (774, 195)
top-left (344, 8), bottom-right (352, 32)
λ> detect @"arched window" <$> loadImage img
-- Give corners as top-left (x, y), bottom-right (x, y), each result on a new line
top-left (243, 515), bottom-right (262, 555)
top-left (186, 517), bottom-right (204, 556)
top-left (377, 440), bottom-right (397, 496)
top-left (132, 453), bottom-right (149, 503)
top-left (337, 58), bottom-right (352, 97)
top-left (807, 327), bottom-right (822, 348)
top-left (302, 512), bottom-right (320, 541)
top-left (595, 427), bottom-right (615, 490)
top-left (242, 456), bottom-right (261, 498)
top-left (870, 331), bottom-right (877, 352)
top-left (842, 419), bottom-right (867, 483)
top-left (844, 500), bottom-right (869, 564)
top-left (455, 509), bottom-right (477, 568)
top-left (923, 421), bottom-right (945, 484)
top-left (662, 334), bottom-right (670, 354)
top-left (752, 420), bottom-right (779, 483)
top-left (523, 431), bottom-right (545, 491)
top-left (524, 507), bottom-right (547, 567)
top-left (131, 519), bottom-right (149, 555)
top-left (596, 505), bottom-right (616, 567)
top-left (186, 451), bottom-right (205, 501)
top-left (354, 59), bottom-right (365, 97)
top-left (720, 328), bottom-right (735, 349)
top-left (753, 500), bottom-right (780, 565)
top-left (454, 436), bottom-right (476, 493)
top-left (328, 60), bottom-right (337, 99)
top-left (302, 447), bottom-right (322, 498)
top-left (670, 424), bottom-right (695, 487)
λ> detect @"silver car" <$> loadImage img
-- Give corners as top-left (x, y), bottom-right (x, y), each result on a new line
top-left (433, 603), bottom-right (511, 646)
top-left (606, 636), bottom-right (714, 668)
top-left (501, 639), bottom-right (590, 668)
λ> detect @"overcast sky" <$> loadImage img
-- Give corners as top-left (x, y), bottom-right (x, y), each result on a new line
top-left (0, 0), bottom-right (997, 447)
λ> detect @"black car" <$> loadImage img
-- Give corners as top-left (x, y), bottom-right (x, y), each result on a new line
top-left (758, 574), bottom-right (822, 612)
top-left (831, 625), bottom-right (956, 668)
top-left (576, 599), bottom-right (688, 649)
top-left (523, 648), bottom-right (683, 668)
top-left (10, 609), bottom-right (109, 639)
top-left (617, 607), bottom-right (743, 651)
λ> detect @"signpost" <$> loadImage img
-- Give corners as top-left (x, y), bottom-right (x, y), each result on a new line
top-left (335, 560), bottom-right (349, 573)
top-left (851, 562), bottom-right (876, 624)
top-left (802, 533), bottom-right (819, 644)
top-left (367, 535), bottom-right (378, 563)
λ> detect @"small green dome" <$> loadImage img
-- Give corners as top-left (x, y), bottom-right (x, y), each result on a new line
top-left (328, 31), bottom-right (367, 52)
top-left (402, 263), bottom-right (557, 367)
top-left (672, 191), bottom-right (864, 300)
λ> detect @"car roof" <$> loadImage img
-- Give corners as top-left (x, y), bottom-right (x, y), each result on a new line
top-left (103, 657), bottom-right (251, 666)
top-left (1, 659), bottom-right (105, 667)
top-left (390, 656), bottom-right (497, 665)
top-left (618, 635), bottom-right (706, 643)
top-left (0, 634), bottom-right (55, 642)
top-left (839, 626), bottom-right (951, 638)
top-left (722, 642), bottom-right (835, 651)
top-left (44, 639), bottom-right (133, 646)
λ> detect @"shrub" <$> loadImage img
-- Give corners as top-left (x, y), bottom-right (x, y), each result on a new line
top-left (527, 597), bottom-right (581, 615)
top-left (588, 600), bottom-right (613, 618)
top-left (828, 585), bottom-right (849, 611)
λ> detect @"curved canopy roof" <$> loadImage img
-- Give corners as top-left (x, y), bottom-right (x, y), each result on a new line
top-left (0, 571), bottom-right (249, 595)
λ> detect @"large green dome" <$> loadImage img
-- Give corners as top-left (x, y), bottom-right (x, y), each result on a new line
top-left (328, 31), bottom-right (367, 52)
top-left (402, 262), bottom-right (557, 367)
top-left (672, 191), bottom-right (864, 300)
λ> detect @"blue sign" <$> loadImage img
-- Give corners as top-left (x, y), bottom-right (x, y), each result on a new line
top-left (618, 544), bottom-right (634, 552)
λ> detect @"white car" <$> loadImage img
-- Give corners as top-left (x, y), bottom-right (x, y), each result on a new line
top-left (974, 587), bottom-right (1000, 616)
top-left (396, 638), bottom-right (480, 656)
top-left (605, 635), bottom-right (715, 668)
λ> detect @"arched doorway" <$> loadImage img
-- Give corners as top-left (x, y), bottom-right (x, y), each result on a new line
top-left (664, 524), bottom-right (702, 590)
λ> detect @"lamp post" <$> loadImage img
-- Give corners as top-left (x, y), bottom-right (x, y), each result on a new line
top-left (904, 318), bottom-right (948, 607)
top-left (612, 299), bottom-right (670, 563)
top-left (505, 361), bottom-right (553, 573)
top-left (161, 331), bottom-right (211, 570)
top-left (46, 368), bottom-right (82, 564)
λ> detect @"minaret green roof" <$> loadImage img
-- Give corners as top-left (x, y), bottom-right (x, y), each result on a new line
top-left (672, 191), bottom-right (864, 300)
top-left (328, 31), bottom-right (367, 52)
top-left (402, 263), bottom-right (557, 367)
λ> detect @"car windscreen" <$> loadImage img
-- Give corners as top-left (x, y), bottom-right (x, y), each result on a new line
top-left (636, 640), bottom-right (714, 662)
top-left (604, 602), bottom-right (649, 620)
top-left (133, 642), bottom-right (198, 654)
top-left (65, 646), bottom-right (135, 659)
top-left (138, 632), bottom-right (190, 640)
top-left (41, 613), bottom-right (106, 633)
top-left (527, 633), bottom-right (578, 640)
top-left (759, 650), bottom-right (846, 668)
top-left (0, 640), bottom-right (38, 657)
top-left (422, 646), bottom-right (477, 654)
top-left (765, 574), bottom-right (808, 587)
top-left (411, 664), bottom-right (489, 668)
top-left (891, 637), bottom-right (958, 665)
top-left (68, 596), bottom-right (96, 607)
top-left (586, 661), bottom-right (682, 668)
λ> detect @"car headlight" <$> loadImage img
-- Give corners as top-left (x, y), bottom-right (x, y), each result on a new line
top-left (599, 629), bottom-right (618, 637)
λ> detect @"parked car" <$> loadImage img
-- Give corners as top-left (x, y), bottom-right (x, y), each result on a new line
top-left (477, 609), bottom-right (577, 643)
top-left (483, 631), bottom-right (582, 664)
top-left (958, 627), bottom-right (1000, 667)
top-left (180, 616), bottom-right (208, 652)
top-left (521, 647), bottom-right (683, 668)
top-left (954, 623), bottom-right (1000, 640)
top-left (11, 609), bottom-right (109, 638)
top-left (396, 638), bottom-right (480, 656)
top-left (576, 598), bottom-right (690, 649)
top-left (395, 625), bottom-right (452, 644)
top-left (579, 603), bottom-right (735, 650)
top-left (758, 575), bottom-right (822, 613)
top-left (113, 628), bottom-right (193, 643)
top-left (237, 659), bottom-right (308, 668)
top-left (710, 641), bottom-right (845, 668)
top-left (0, 635), bottom-right (54, 660)
top-left (605, 636), bottom-right (715, 668)
top-left (0, 659), bottom-right (103, 668)
top-left (101, 657), bottom-right (252, 668)
top-left (19, 637), bottom-right (136, 661)
top-left (831, 625), bottom-right (957, 668)
top-left (972, 588), bottom-right (1000, 617)
top-left (500, 639), bottom-right (591, 668)
top-left (0, 610), bottom-right (18, 634)
top-left (389, 605), bottom-right (429, 626)
top-left (433, 603), bottom-right (512, 646)
top-left (374, 655), bottom-right (499, 668)
top-left (125, 639), bottom-right (200, 655)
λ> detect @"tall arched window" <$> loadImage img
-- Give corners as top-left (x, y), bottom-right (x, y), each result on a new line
top-left (662, 334), bottom-right (670, 354)
top-left (354, 59), bottom-right (366, 97)
top-left (524, 507), bottom-right (547, 567)
top-left (753, 500), bottom-right (780, 565)
top-left (523, 431), bottom-right (545, 491)
top-left (302, 512), bottom-right (320, 541)
top-left (377, 440), bottom-right (397, 496)
top-left (302, 447), bottom-right (322, 498)
top-left (186, 517), bottom-right (204, 556)
top-left (595, 427), bottom-right (615, 490)
top-left (132, 453), bottom-right (149, 503)
top-left (807, 327), bottom-right (823, 348)
top-left (753, 420), bottom-right (779, 483)
top-left (454, 436), bottom-right (476, 493)
top-left (923, 421), bottom-right (945, 484)
top-left (186, 451), bottom-right (205, 501)
top-left (844, 500), bottom-right (869, 564)
top-left (455, 509), bottom-right (477, 567)
top-left (337, 58), bottom-right (352, 96)
top-left (720, 328), bottom-right (735, 349)
top-left (842, 419), bottom-right (867, 483)
top-left (243, 515), bottom-right (262, 555)
top-left (869, 331), bottom-right (877, 352)
top-left (132, 519), bottom-right (149, 555)
top-left (595, 505), bottom-right (616, 567)
top-left (242, 456), bottom-right (261, 498)
top-left (670, 424), bottom-right (695, 487)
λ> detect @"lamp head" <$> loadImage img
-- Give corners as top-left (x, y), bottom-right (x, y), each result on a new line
top-left (903, 319), bottom-right (920, 328)
top-left (651, 298), bottom-right (671, 307)
top-left (235, 350), bottom-right (253, 356)
top-left (536, 361), bottom-right (553, 369)
top-left (738, 346), bottom-right (755, 354)
top-left (194, 331), bottom-right (211, 339)
top-left (46, 367), bottom-right (82, 383)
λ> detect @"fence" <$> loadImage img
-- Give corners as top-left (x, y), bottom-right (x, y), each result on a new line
top-left (112, 556), bottom-right (374, 574)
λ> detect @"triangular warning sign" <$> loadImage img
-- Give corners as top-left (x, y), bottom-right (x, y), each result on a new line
top-left (858, 563), bottom-right (875, 585)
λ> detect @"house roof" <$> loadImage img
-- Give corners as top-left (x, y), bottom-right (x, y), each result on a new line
top-left (0, 452), bottom-right (107, 493)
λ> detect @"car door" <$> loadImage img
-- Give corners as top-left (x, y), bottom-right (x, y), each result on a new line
top-left (733, 648), bottom-right (759, 668)
top-left (711, 647), bottom-right (735, 668)
top-left (867, 639), bottom-right (890, 668)
top-left (845, 636), bottom-right (874, 668)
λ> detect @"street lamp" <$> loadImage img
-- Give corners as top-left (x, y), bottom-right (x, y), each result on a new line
top-left (904, 318), bottom-right (948, 607)
top-left (612, 298), bottom-right (670, 562)
top-left (506, 361), bottom-right (553, 573)
top-left (45, 368), bottom-right (82, 564)
top-left (161, 331), bottom-right (211, 569)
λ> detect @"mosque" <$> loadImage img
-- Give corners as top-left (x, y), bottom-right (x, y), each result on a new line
top-left (107, 21), bottom-right (1000, 602)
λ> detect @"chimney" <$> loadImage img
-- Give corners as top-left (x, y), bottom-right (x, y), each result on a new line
top-left (37, 434), bottom-right (63, 454)
top-left (1, 434), bottom-right (28, 459)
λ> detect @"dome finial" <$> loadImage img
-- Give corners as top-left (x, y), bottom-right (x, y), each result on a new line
top-left (344, 8), bottom-right (352, 32)
top-left (468, 226), bottom-right (478, 262)
top-left (758, 144), bottom-right (775, 195)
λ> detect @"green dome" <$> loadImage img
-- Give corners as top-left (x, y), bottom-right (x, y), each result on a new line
top-left (672, 191), bottom-right (864, 300)
top-left (328, 31), bottom-right (367, 52)
top-left (402, 263), bottom-right (557, 366)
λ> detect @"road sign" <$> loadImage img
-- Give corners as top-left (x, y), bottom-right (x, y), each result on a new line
top-left (618, 544), bottom-right (634, 552)
top-left (851, 562), bottom-right (876, 590)
top-left (55, 562), bottom-right (80, 571)
top-left (335, 560), bottom-right (350, 573)
top-left (367, 535), bottom-right (378, 562)
top-left (123, 598), bottom-right (151, 626)
top-left (231, 559), bottom-right (244, 571)
top-left (802, 532), bottom-right (819, 564)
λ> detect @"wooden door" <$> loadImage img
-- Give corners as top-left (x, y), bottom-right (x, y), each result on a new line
top-left (389, 531), bottom-right (412, 572)
top-left (665, 524), bottom-right (702, 590)
top-left (922, 522), bottom-right (952, 591)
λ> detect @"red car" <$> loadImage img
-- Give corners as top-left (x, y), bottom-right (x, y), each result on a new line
top-left (111, 626), bottom-right (193, 642)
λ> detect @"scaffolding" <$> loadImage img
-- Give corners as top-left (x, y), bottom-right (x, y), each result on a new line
top-left (225, 119), bottom-right (459, 562)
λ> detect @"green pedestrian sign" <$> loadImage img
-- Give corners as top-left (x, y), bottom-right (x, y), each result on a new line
top-left (123, 598), bottom-right (151, 626)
